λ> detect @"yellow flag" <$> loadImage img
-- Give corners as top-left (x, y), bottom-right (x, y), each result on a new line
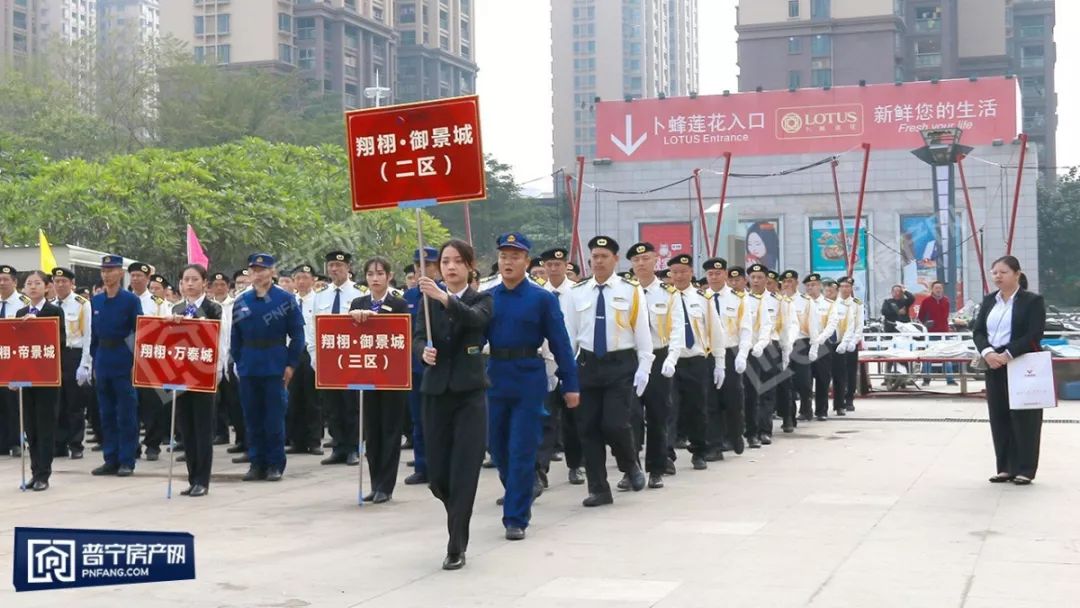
top-left (39, 229), bottom-right (58, 273)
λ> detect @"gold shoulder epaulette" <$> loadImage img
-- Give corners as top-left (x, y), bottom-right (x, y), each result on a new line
top-left (151, 295), bottom-right (164, 305)
top-left (530, 275), bottom-right (548, 287)
top-left (390, 288), bottom-right (404, 298)
top-left (750, 292), bottom-right (763, 300)
top-left (572, 280), bottom-right (590, 289)
top-left (74, 294), bottom-right (87, 304)
top-left (316, 285), bottom-right (328, 293)
top-left (19, 295), bottom-right (30, 305)
top-left (854, 297), bottom-right (863, 305)
top-left (664, 284), bottom-right (677, 294)
top-left (620, 275), bottom-right (640, 286)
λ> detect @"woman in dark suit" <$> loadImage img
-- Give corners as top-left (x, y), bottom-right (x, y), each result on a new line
top-left (415, 239), bottom-right (493, 571)
top-left (972, 256), bottom-right (1046, 485)
top-left (349, 256), bottom-right (410, 504)
top-left (16, 271), bottom-right (66, 491)
top-left (170, 264), bottom-right (223, 497)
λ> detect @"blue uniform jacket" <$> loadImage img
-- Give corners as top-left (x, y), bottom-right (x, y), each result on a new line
top-left (90, 289), bottom-right (143, 378)
top-left (404, 282), bottom-right (443, 373)
top-left (487, 279), bottom-right (579, 398)
top-left (230, 285), bottom-right (305, 377)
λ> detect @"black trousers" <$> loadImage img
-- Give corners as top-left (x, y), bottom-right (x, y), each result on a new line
top-left (57, 348), bottom-right (91, 452)
top-left (843, 348), bottom-right (859, 408)
top-left (538, 386), bottom-right (583, 473)
top-left (715, 348), bottom-right (745, 448)
top-left (176, 390), bottom-right (214, 487)
top-left (831, 349), bottom-right (852, 413)
top-left (769, 342), bottom-right (795, 430)
top-left (0, 386), bottom-right (18, 452)
top-left (791, 339), bottom-right (813, 420)
top-left (985, 367), bottom-right (1042, 479)
top-left (669, 355), bottom-right (709, 458)
top-left (364, 389), bottom-right (407, 495)
top-left (812, 344), bottom-right (834, 417)
top-left (221, 369), bottom-right (245, 446)
top-left (576, 350), bottom-right (639, 496)
top-left (423, 389), bottom-right (487, 556)
top-left (287, 352), bottom-right (321, 449)
top-left (743, 352), bottom-right (774, 439)
top-left (139, 387), bottom-right (169, 453)
top-left (23, 387), bottom-right (59, 482)
top-left (637, 350), bottom-right (671, 474)
top-left (323, 389), bottom-right (359, 454)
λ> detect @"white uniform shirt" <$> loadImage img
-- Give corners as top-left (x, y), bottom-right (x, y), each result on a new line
top-left (837, 297), bottom-right (865, 350)
top-left (564, 274), bottom-right (654, 374)
top-left (638, 277), bottom-right (684, 370)
top-left (134, 288), bottom-right (167, 317)
top-left (706, 285), bottom-right (753, 354)
top-left (307, 279), bottom-right (366, 369)
top-left (771, 292), bottom-right (798, 355)
top-left (812, 296), bottom-right (845, 345)
top-left (791, 293), bottom-right (820, 342)
top-left (744, 291), bottom-right (774, 356)
top-left (676, 286), bottom-right (725, 363)
top-left (0, 290), bottom-right (26, 319)
top-left (55, 292), bottom-right (93, 369)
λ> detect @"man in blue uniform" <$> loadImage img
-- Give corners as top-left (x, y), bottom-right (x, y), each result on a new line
top-left (90, 255), bottom-right (143, 477)
top-left (487, 232), bottom-right (580, 541)
top-left (231, 253), bottom-right (306, 482)
top-left (402, 246), bottom-right (439, 485)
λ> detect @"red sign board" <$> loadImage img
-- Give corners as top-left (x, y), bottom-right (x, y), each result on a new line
top-left (315, 314), bottom-right (412, 391)
top-left (596, 77), bottom-right (1019, 162)
top-left (638, 222), bottom-right (693, 270)
top-left (345, 95), bottom-right (486, 211)
top-left (133, 317), bottom-right (221, 394)
top-left (0, 317), bottom-right (62, 387)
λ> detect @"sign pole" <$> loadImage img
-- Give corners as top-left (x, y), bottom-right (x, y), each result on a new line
top-left (166, 388), bottom-right (180, 499)
top-left (414, 208), bottom-right (434, 347)
top-left (357, 390), bottom-right (365, 506)
top-left (830, 159), bottom-right (851, 267)
top-left (18, 386), bottom-right (26, 491)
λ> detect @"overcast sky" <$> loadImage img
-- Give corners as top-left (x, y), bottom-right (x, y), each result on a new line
top-left (475, 0), bottom-right (1077, 188)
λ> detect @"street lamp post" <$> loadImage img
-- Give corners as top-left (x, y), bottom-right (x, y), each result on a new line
top-left (364, 70), bottom-right (391, 108)
top-left (911, 128), bottom-right (974, 308)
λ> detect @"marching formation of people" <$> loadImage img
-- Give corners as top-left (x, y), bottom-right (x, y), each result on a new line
top-left (0, 231), bottom-right (872, 571)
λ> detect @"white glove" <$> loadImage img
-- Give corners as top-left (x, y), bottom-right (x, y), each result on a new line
top-left (547, 375), bottom-right (559, 392)
top-left (836, 343), bottom-right (847, 354)
top-left (751, 344), bottom-right (764, 358)
top-left (76, 365), bottom-right (92, 386)
top-left (217, 368), bottom-right (225, 385)
top-left (781, 350), bottom-right (791, 370)
top-left (712, 364), bottom-right (725, 389)
top-left (809, 344), bottom-right (820, 362)
top-left (633, 370), bottom-right (650, 397)
top-left (734, 353), bottom-right (747, 374)
top-left (661, 359), bottom-right (677, 378)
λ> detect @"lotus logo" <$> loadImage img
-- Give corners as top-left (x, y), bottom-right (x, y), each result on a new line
top-left (780, 112), bottom-right (804, 134)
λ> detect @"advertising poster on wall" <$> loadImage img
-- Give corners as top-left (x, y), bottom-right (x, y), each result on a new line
top-left (899, 214), bottom-right (939, 297)
top-left (740, 219), bottom-right (782, 271)
top-left (638, 222), bottom-right (693, 270)
top-left (809, 217), bottom-right (869, 303)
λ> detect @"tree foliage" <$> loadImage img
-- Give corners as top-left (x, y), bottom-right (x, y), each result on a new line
top-left (1037, 170), bottom-right (1080, 307)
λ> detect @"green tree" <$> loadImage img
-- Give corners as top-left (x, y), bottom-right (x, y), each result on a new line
top-left (1038, 170), bottom-right (1080, 307)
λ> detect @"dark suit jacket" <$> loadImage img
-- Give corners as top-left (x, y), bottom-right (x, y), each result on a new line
top-left (349, 293), bottom-right (409, 316)
top-left (172, 298), bottom-right (223, 322)
top-left (413, 287), bottom-right (493, 395)
top-left (972, 289), bottom-right (1045, 359)
top-left (16, 301), bottom-right (67, 347)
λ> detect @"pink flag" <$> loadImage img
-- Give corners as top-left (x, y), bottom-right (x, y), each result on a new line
top-left (186, 224), bottom-right (210, 268)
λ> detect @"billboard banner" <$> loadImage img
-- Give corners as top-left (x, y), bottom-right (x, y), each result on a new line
top-left (900, 214), bottom-right (940, 297)
top-left (596, 77), bottom-right (1018, 162)
top-left (741, 218), bottom-right (782, 271)
top-left (809, 217), bottom-right (869, 303)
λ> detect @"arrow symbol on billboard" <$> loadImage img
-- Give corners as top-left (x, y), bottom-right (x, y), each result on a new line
top-left (611, 114), bottom-right (647, 156)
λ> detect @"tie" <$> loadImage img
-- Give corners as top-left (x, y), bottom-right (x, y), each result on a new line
top-left (370, 299), bottom-right (383, 313)
top-left (29, 306), bottom-right (39, 316)
top-left (594, 284), bottom-right (607, 357)
top-left (332, 288), bottom-right (341, 314)
top-left (681, 294), bottom-right (695, 350)
top-left (185, 304), bottom-right (198, 318)
top-left (0, 301), bottom-right (6, 318)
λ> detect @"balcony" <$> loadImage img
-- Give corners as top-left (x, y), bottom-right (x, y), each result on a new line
top-left (1020, 56), bottom-right (1045, 69)
top-left (914, 19), bottom-right (941, 34)
top-left (1018, 24), bottom-right (1046, 38)
top-left (915, 53), bottom-right (942, 68)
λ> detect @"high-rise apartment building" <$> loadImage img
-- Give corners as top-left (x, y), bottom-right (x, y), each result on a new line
top-left (393, 0), bottom-right (477, 104)
top-left (0, 0), bottom-right (38, 68)
top-left (98, 0), bottom-right (159, 47)
top-left (551, 0), bottom-right (699, 171)
top-left (735, 0), bottom-right (1057, 174)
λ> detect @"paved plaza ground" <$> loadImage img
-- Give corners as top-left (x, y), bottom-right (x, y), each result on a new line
top-left (2, 394), bottom-right (1079, 607)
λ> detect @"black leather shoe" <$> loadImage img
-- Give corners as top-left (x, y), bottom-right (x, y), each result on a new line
top-left (92, 464), bottom-right (119, 476)
top-left (117, 465), bottom-right (134, 477)
top-left (691, 455), bottom-right (707, 470)
top-left (31, 480), bottom-right (49, 492)
top-left (482, 458), bottom-right (496, 469)
top-left (406, 459), bottom-right (416, 467)
top-left (180, 486), bottom-right (193, 496)
top-left (306, 446), bottom-right (325, 456)
top-left (212, 436), bottom-right (229, 446)
top-left (505, 526), bottom-right (526, 541)
top-left (760, 434), bottom-right (773, 446)
top-left (266, 469), bottom-right (283, 482)
top-left (798, 414), bottom-right (812, 422)
top-left (648, 473), bottom-right (664, 489)
top-left (442, 553), bottom-right (466, 570)
top-left (496, 495), bottom-right (505, 506)
top-left (70, 449), bottom-right (84, 460)
top-left (781, 424), bottom-right (795, 433)
top-left (91, 445), bottom-right (103, 452)
top-left (845, 405), bottom-right (855, 412)
top-left (704, 449), bottom-right (724, 462)
top-left (748, 437), bottom-right (762, 449)
top-left (231, 454), bottom-right (250, 464)
top-left (674, 437), bottom-right (689, 449)
top-left (363, 492), bottom-right (376, 502)
top-left (721, 439), bottom-right (734, 452)
top-left (533, 478), bottom-right (543, 499)
top-left (568, 467), bottom-right (585, 485)
top-left (404, 472), bottom-right (427, 485)
top-left (321, 453), bottom-right (347, 465)
top-left (176, 455), bottom-right (186, 463)
top-left (834, 410), bottom-right (846, 417)
top-left (816, 415), bottom-right (828, 421)
top-left (372, 491), bottom-right (390, 504)
top-left (401, 438), bottom-right (413, 449)
top-left (345, 452), bottom-right (360, 466)
top-left (582, 493), bottom-right (614, 507)
top-left (733, 436), bottom-right (745, 455)
top-left (10, 446), bottom-right (22, 457)
top-left (629, 468), bottom-right (646, 491)
top-left (242, 467), bottom-right (266, 482)
top-left (285, 445), bottom-right (307, 454)
top-left (617, 473), bottom-right (631, 491)
top-left (226, 444), bottom-right (245, 454)
top-left (537, 469), bottom-right (549, 489)
top-left (323, 440), bottom-right (336, 448)
top-left (188, 484), bottom-right (208, 497)
top-left (551, 452), bottom-right (563, 462)
top-left (664, 458), bottom-right (677, 476)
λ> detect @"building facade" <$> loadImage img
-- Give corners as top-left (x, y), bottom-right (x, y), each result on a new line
top-left (393, 0), bottom-right (477, 104)
top-left (735, 0), bottom-right (1057, 174)
top-left (551, 0), bottom-right (699, 171)
top-left (98, 0), bottom-right (159, 47)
